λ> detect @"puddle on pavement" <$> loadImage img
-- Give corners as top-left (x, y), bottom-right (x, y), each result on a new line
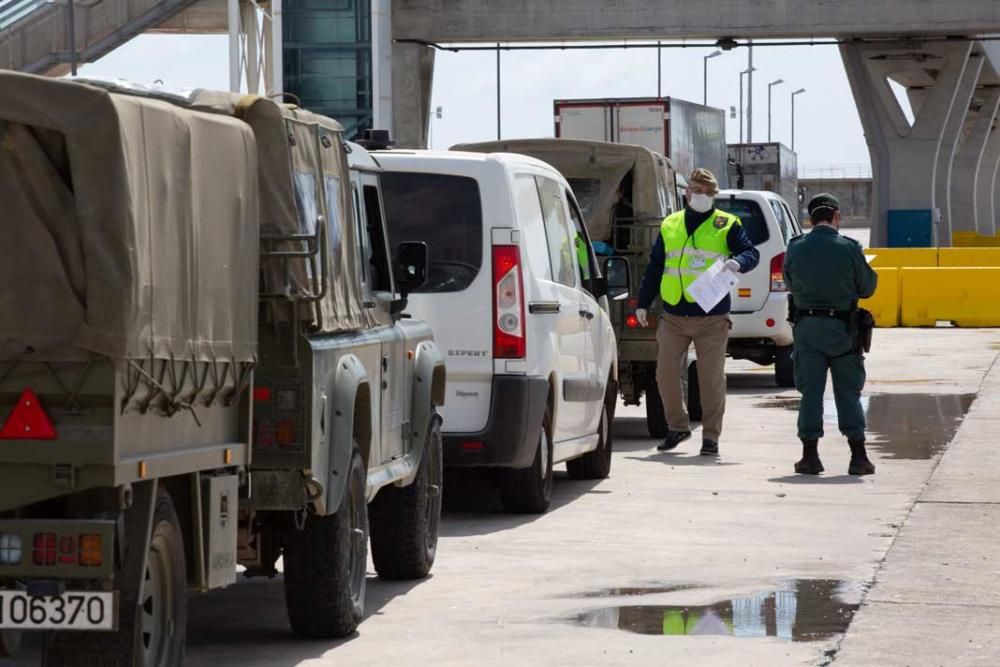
top-left (571, 584), bottom-right (701, 599)
top-left (756, 393), bottom-right (975, 460)
top-left (573, 579), bottom-right (859, 643)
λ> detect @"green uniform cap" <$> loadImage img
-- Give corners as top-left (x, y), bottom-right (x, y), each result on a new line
top-left (807, 193), bottom-right (840, 217)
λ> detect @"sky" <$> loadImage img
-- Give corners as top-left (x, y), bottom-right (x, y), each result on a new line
top-left (77, 34), bottom-right (877, 177)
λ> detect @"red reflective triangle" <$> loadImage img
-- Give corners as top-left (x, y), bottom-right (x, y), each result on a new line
top-left (0, 388), bottom-right (57, 440)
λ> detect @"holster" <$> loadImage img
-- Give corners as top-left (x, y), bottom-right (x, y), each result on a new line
top-left (848, 304), bottom-right (875, 354)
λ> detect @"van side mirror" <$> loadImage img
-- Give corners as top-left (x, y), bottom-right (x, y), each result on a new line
top-left (395, 241), bottom-right (428, 298)
top-left (603, 256), bottom-right (631, 301)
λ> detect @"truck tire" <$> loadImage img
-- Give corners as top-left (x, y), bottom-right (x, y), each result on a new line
top-left (686, 360), bottom-right (703, 423)
top-left (566, 399), bottom-right (613, 480)
top-left (774, 345), bottom-right (796, 388)
top-left (283, 447), bottom-right (367, 639)
top-left (46, 488), bottom-right (187, 667)
top-left (645, 373), bottom-right (667, 439)
top-left (499, 406), bottom-right (553, 514)
top-left (370, 415), bottom-right (443, 580)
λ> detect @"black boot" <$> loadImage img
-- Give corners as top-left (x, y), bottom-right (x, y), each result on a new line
top-left (848, 440), bottom-right (876, 475)
top-left (794, 439), bottom-right (824, 475)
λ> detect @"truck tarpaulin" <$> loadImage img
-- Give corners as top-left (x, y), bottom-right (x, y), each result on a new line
top-left (0, 72), bottom-right (258, 363)
top-left (191, 91), bottom-right (375, 334)
top-left (453, 139), bottom-right (674, 243)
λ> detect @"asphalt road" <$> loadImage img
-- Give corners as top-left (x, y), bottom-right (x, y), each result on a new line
top-left (167, 328), bottom-right (999, 667)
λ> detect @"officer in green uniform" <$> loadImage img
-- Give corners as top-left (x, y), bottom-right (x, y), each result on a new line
top-left (783, 193), bottom-right (878, 475)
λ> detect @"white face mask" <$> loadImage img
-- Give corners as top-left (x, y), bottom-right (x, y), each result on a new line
top-left (688, 193), bottom-right (714, 213)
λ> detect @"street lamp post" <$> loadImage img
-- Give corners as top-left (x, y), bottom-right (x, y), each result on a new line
top-left (738, 66), bottom-right (756, 145)
top-left (767, 78), bottom-right (785, 142)
top-left (703, 49), bottom-right (722, 106)
top-left (791, 88), bottom-right (806, 151)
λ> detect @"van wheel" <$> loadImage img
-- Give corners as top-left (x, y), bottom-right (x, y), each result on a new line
top-left (567, 399), bottom-right (613, 480)
top-left (774, 345), bottom-right (796, 388)
top-left (500, 406), bottom-right (553, 514)
top-left (45, 487), bottom-right (187, 667)
top-left (686, 361), bottom-right (703, 423)
top-left (645, 372), bottom-right (666, 439)
top-left (370, 415), bottom-right (443, 580)
top-left (283, 447), bottom-right (367, 638)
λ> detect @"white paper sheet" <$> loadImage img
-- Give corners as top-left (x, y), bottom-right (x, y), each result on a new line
top-left (864, 254), bottom-right (877, 264)
top-left (686, 262), bottom-right (741, 312)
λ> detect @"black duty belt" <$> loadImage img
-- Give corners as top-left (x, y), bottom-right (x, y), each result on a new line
top-left (801, 308), bottom-right (851, 319)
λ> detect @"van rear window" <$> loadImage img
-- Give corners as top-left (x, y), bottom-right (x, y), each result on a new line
top-left (713, 198), bottom-right (769, 245)
top-left (381, 172), bottom-right (483, 293)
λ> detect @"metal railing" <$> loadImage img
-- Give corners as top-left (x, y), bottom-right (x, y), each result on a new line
top-left (0, 0), bottom-right (48, 31)
top-left (798, 164), bottom-right (873, 180)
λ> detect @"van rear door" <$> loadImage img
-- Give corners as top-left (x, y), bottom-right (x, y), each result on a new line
top-left (380, 170), bottom-right (492, 433)
top-left (713, 197), bottom-right (774, 313)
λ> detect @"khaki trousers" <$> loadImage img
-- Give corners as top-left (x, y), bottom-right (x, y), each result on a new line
top-left (655, 313), bottom-right (731, 442)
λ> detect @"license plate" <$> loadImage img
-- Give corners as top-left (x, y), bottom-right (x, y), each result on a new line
top-left (0, 591), bottom-right (115, 630)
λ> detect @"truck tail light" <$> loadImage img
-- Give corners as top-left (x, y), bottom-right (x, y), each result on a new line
top-left (32, 533), bottom-right (57, 566)
top-left (253, 419), bottom-right (274, 447)
top-left (79, 534), bottom-right (103, 567)
top-left (253, 387), bottom-right (272, 402)
top-left (0, 388), bottom-right (57, 440)
top-left (0, 533), bottom-right (22, 565)
top-left (493, 245), bottom-right (526, 359)
top-left (770, 252), bottom-right (787, 292)
top-left (275, 419), bottom-right (297, 447)
top-left (626, 314), bottom-right (640, 329)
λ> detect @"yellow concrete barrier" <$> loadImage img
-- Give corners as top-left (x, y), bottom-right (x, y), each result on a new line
top-left (952, 232), bottom-right (1000, 247)
top-left (900, 267), bottom-right (1000, 327)
top-left (953, 231), bottom-right (979, 247)
top-left (938, 248), bottom-right (1000, 267)
top-left (860, 267), bottom-right (900, 327)
top-left (867, 248), bottom-right (937, 268)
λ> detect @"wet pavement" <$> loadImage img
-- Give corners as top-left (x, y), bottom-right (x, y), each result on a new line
top-left (757, 393), bottom-right (976, 460)
top-left (572, 579), bottom-right (861, 643)
top-left (6, 329), bottom-right (998, 666)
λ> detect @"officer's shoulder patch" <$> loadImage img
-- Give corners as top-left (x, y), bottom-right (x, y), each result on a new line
top-left (713, 215), bottom-right (728, 229)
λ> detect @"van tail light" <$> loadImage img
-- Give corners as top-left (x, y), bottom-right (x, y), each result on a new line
top-left (770, 252), bottom-right (787, 292)
top-left (493, 245), bottom-right (526, 359)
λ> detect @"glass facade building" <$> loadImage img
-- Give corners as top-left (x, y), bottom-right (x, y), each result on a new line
top-left (282, 0), bottom-right (374, 139)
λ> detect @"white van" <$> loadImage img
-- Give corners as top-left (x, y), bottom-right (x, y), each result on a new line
top-left (374, 150), bottom-right (630, 513)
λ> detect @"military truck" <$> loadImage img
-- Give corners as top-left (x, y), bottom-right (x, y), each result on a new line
top-left (0, 72), bottom-right (445, 665)
top-left (454, 139), bottom-right (690, 437)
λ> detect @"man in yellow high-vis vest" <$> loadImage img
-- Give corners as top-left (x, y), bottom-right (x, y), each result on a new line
top-left (635, 169), bottom-right (759, 456)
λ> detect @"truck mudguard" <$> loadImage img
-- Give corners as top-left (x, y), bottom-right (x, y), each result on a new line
top-left (400, 340), bottom-right (447, 487)
top-left (324, 353), bottom-right (371, 515)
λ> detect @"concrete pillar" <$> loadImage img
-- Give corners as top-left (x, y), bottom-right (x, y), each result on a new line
top-left (392, 42), bottom-right (436, 148)
top-left (841, 41), bottom-right (975, 247)
top-left (973, 106), bottom-right (1000, 236)
top-left (953, 86), bottom-right (1000, 235)
top-left (934, 56), bottom-right (984, 241)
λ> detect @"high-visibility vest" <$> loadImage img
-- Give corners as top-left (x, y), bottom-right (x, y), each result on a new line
top-left (574, 234), bottom-right (590, 280)
top-left (659, 209), bottom-right (740, 306)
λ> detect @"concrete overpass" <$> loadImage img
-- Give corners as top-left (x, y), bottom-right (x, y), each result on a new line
top-left (4, 0), bottom-right (1000, 245)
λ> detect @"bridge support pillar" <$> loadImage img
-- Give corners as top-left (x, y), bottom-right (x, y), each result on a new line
top-left (392, 42), bottom-right (436, 148)
top-left (841, 40), bottom-right (976, 246)
top-left (953, 86), bottom-right (1000, 235)
top-left (972, 106), bottom-right (1000, 236)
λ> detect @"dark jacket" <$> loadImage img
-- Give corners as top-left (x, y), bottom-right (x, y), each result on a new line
top-left (783, 224), bottom-right (878, 311)
top-left (637, 208), bottom-right (761, 316)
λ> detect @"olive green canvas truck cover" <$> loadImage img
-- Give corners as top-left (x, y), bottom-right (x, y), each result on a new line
top-left (0, 72), bottom-right (258, 510)
top-left (453, 138), bottom-right (674, 244)
top-left (189, 90), bottom-right (376, 335)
